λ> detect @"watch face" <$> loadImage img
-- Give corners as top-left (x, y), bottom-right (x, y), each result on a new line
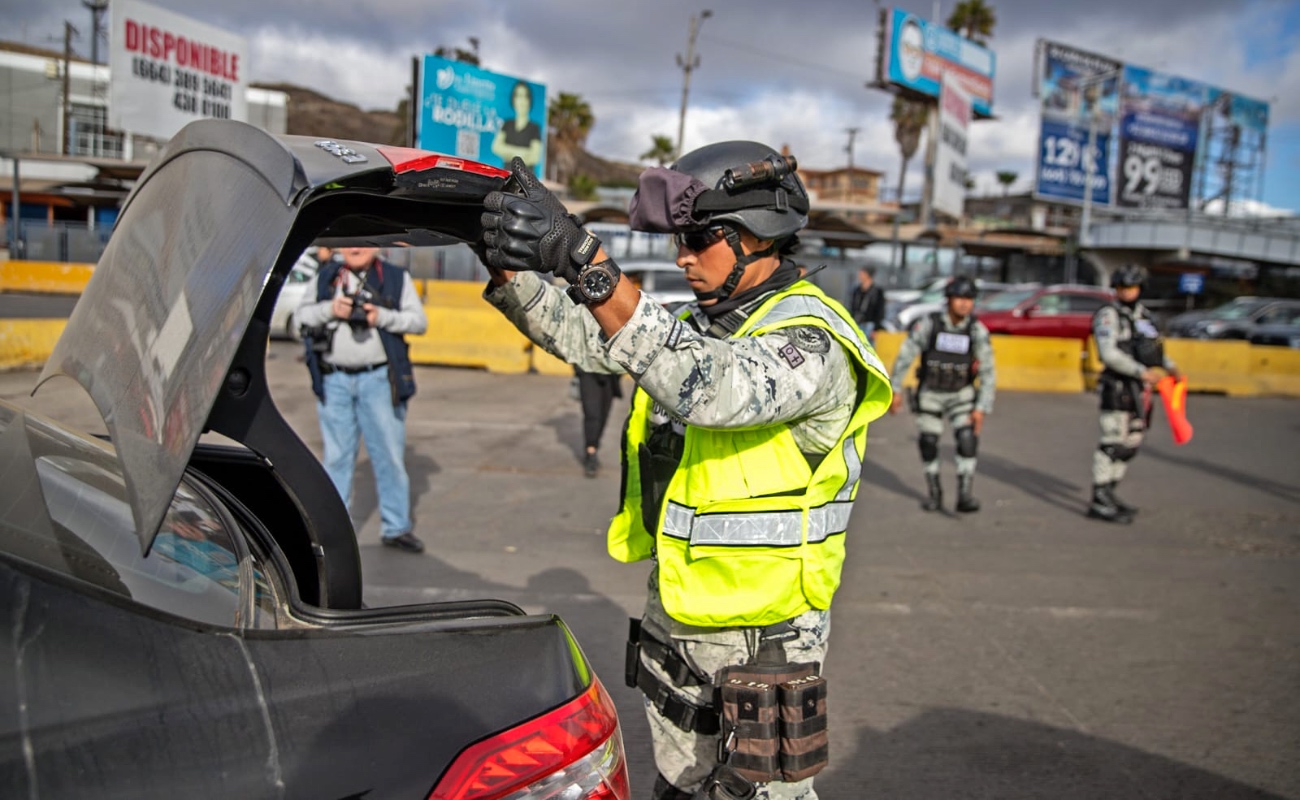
top-left (582, 266), bottom-right (615, 301)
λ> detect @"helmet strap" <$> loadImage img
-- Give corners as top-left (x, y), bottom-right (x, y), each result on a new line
top-left (693, 227), bottom-right (777, 303)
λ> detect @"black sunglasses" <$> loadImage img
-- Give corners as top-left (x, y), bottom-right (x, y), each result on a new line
top-left (673, 227), bottom-right (726, 252)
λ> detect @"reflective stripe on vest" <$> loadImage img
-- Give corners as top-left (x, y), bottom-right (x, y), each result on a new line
top-left (662, 500), bottom-right (855, 546)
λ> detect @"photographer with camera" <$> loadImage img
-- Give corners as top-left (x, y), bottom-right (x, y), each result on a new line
top-left (295, 246), bottom-right (429, 554)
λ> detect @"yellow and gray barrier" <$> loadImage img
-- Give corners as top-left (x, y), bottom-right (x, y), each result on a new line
top-left (2, 269), bottom-right (1298, 396)
top-left (0, 261), bottom-right (95, 295)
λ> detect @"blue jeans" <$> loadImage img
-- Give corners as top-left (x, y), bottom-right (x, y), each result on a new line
top-left (317, 368), bottom-right (412, 539)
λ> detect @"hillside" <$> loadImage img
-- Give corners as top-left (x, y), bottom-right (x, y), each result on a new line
top-left (253, 81), bottom-right (645, 185)
top-left (252, 82), bottom-right (404, 144)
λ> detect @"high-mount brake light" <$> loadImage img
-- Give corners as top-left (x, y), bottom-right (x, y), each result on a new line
top-left (376, 145), bottom-right (509, 178)
top-left (427, 680), bottom-right (630, 800)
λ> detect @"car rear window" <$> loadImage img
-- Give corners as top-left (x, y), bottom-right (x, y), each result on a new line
top-left (979, 289), bottom-right (1037, 311)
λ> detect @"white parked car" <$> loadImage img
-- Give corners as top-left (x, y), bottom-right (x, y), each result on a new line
top-left (269, 253), bottom-right (322, 339)
top-left (892, 279), bottom-right (1037, 331)
top-left (620, 259), bottom-right (695, 310)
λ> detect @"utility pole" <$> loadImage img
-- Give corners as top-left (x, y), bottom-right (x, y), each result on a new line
top-left (844, 127), bottom-right (860, 202)
top-left (82, 0), bottom-right (108, 65)
top-left (675, 9), bottom-right (712, 159)
top-left (62, 21), bottom-right (79, 156)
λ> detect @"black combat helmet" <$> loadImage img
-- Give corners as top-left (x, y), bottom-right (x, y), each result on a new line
top-left (1113, 265), bottom-right (1147, 288)
top-left (672, 141), bottom-right (809, 241)
top-left (944, 275), bottom-right (979, 299)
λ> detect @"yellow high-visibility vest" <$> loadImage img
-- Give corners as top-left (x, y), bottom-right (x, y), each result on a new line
top-left (607, 282), bottom-right (892, 626)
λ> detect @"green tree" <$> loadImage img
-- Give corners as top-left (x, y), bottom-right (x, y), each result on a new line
top-left (996, 170), bottom-right (1018, 196)
top-left (548, 92), bottom-right (595, 184)
top-left (946, 0), bottom-right (996, 44)
top-left (434, 41), bottom-right (480, 66)
top-left (890, 96), bottom-right (929, 208)
top-left (640, 134), bottom-right (676, 166)
top-left (567, 173), bottom-right (598, 201)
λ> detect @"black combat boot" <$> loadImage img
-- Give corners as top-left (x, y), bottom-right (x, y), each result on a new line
top-left (1087, 484), bottom-right (1133, 524)
top-left (956, 474), bottom-right (981, 513)
top-left (922, 474), bottom-right (943, 512)
top-left (1108, 482), bottom-right (1138, 516)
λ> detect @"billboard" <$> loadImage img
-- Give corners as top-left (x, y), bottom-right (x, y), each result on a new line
top-left (877, 8), bottom-right (995, 118)
top-left (1034, 41), bottom-right (1121, 206)
top-left (416, 56), bottom-right (547, 179)
top-left (933, 74), bottom-right (971, 219)
top-left (109, 0), bottom-right (248, 139)
top-left (1117, 65), bottom-right (1209, 209)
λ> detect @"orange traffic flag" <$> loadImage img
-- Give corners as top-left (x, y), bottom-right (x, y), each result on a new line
top-left (1156, 375), bottom-right (1193, 445)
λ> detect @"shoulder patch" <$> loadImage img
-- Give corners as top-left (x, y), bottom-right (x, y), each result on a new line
top-left (778, 342), bottom-right (806, 369)
top-left (786, 326), bottom-right (831, 354)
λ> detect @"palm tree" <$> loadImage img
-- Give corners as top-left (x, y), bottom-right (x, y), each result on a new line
top-left (890, 96), bottom-right (929, 209)
top-left (640, 134), bottom-right (676, 166)
top-left (996, 170), bottom-right (1018, 196)
top-left (946, 0), bottom-right (996, 44)
top-left (548, 92), bottom-right (594, 184)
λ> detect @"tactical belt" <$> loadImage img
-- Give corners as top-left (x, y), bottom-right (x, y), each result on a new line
top-left (626, 618), bottom-right (719, 735)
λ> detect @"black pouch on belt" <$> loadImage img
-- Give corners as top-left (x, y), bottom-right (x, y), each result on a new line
top-left (625, 617), bottom-right (642, 689)
top-left (716, 662), bottom-right (817, 784)
top-left (779, 674), bottom-right (828, 781)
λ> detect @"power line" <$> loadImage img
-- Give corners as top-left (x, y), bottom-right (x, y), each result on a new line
top-left (699, 34), bottom-right (869, 83)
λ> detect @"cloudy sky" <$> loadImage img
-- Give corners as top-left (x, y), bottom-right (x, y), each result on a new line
top-left (8, 0), bottom-right (1300, 212)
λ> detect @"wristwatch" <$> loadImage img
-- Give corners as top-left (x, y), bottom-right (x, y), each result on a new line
top-left (568, 258), bottom-right (622, 305)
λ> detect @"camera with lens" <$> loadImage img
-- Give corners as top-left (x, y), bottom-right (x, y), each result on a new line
top-left (347, 286), bottom-right (377, 330)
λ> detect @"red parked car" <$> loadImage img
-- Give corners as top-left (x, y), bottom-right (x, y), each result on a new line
top-left (976, 284), bottom-right (1115, 339)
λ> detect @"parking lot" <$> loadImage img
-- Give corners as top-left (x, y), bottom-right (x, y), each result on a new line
top-left (3, 340), bottom-right (1297, 799)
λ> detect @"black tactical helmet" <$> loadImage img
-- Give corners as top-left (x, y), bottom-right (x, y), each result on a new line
top-left (1113, 265), bottom-right (1147, 288)
top-left (672, 141), bottom-right (809, 240)
top-left (944, 275), bottom-right (978, 299)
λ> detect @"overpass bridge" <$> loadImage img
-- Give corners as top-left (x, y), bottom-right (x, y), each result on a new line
top-left (1084, 211), bottom-right (1300, 280)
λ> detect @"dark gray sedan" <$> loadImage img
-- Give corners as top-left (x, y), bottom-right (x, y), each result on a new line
top-left (0, 121), bottom-right (629, 799)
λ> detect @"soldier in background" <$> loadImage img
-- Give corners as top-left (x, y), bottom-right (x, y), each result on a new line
top-left (478, 143), bottom-right (892, 800)
top-left (888, 276), bottom-right (996, 513)
top-left (1088, 265), bottom-right (1179, 523)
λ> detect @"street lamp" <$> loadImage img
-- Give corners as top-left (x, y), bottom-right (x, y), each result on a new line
top-left (675, 9), bottom-right (712, 160)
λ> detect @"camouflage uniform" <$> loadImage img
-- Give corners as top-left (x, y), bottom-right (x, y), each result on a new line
top-left (486, 270), bottom-right (884, 800)
top-left (890, 312), bottom-right (996, 481)
top-left (1091, 303), bottom-right (1175, 487)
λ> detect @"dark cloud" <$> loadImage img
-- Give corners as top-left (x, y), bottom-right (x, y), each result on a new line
top-left (7, 0), bottom-right (1296, 205)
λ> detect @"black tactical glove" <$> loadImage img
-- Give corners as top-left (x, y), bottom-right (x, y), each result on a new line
top-left (481, 157), bottom-right (600, 283)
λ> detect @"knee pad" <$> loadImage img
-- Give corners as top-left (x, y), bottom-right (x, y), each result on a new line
top-left (1100, 444), bottom-right (1138, 462)
top-left (919, 433), bottom-right (939, 462)
top-left (955, 426), bottom-right (978, 458)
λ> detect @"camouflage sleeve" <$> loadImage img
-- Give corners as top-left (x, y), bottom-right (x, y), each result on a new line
top-left (890, 315), bottom-right (930, 393)
top-left (1092, 306), bottom-right (1145, 378)
top-left (603, 293), bottom-right (857, 444)
top-left (482, 271), bottom-right (625, 374)
top-left (973, 321), bottom-right (996, 413)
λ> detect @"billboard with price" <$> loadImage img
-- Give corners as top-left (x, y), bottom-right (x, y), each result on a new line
top-left (416, 56), bottom-right (547, 180)
top-left (1033, 41), bottom-right (1120, 206)
top-left (1117, 65), bottom-right (1209, 209)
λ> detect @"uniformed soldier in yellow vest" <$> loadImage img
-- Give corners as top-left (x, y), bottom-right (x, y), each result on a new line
top-left (479, 144), bottom-right (891, 800)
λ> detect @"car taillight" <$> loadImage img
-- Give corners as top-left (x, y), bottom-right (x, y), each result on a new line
top-left (375, 145), bottom-right (510, 178)
top-left (428, 679), bottom-right (631, 800)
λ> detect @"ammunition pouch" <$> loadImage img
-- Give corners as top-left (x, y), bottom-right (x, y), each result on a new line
top-left (691, 764), bottom-right (757, 800)
top-left (1098, 373), bottom-right (1139, 413)
top-left (638, 422), bottom-right (684, 534)
top-left (717, 662), bottom-right (828, 784)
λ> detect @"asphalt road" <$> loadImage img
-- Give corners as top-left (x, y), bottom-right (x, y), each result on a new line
top-left (3, 340), bottom-right (1297, 799)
